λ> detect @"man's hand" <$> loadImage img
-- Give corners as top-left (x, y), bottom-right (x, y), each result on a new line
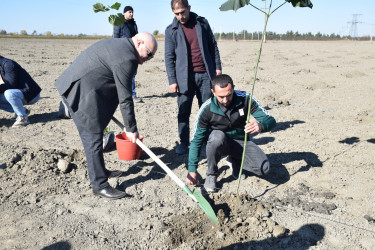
top-left (186, 172), bottom-right (198, 185)
top-left (216, 69), bottom-right (222, 76)
top-left (126, 131), bottom-right (142, 143)
top-left (244, 121), bottom-right (263, 134)
top-left (169, 83), bottom-right (180, 93)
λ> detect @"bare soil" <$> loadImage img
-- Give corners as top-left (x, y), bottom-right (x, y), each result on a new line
top-left (1, 38), bottom-right (374, 249)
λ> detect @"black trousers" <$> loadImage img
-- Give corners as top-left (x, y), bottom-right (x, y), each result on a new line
top-left (62, 97), bottom-right (110, 191)
top-left (177, 72), bottom-right (212, 144)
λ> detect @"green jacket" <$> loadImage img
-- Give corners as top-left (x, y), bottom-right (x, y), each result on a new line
top-left (188, 90), bottom-right (276, 172)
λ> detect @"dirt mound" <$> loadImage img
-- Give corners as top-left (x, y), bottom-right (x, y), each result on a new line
top-left (164, 193), bottom-right (285, 249)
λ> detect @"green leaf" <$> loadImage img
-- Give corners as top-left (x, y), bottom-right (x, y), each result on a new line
top-left (110, 2), bottom-right (121, 10)
top-left (219, 0), bottom-right (313, 11)
top-left (285, 0), bottom-right (313, 8)
top-left (93, 3), bottom-right (109, 13)
top-left (108, 13), bottom-right (126, 26)
top-left (219, 0), bottom-right (250, 11)
top-left (93, 3), bottom-right (110, 12)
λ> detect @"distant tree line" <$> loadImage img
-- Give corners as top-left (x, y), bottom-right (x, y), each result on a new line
top-left (214, 30), bottom-right (371, 41)
top-left (0, 28), bottom-right (370, 41)
top-left (0, 29), bottom-right (165, 39)
top-left (0, 29), bottom-right (88, 37)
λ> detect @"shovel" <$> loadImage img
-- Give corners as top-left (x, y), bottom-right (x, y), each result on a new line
top-left (111, 117), bottom-right (217, 224)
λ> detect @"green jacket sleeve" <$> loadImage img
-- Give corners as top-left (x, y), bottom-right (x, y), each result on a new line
top-left (188, 124), bottom-right (208, 172)
top-left (251, 98), bottom-right (276, 132)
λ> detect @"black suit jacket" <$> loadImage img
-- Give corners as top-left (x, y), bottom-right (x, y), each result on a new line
top-left (55, 38), bottom-right (138, 133)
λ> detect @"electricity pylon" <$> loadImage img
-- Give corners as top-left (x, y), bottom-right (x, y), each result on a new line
top-left (348, 14), bottom-right (362, 39)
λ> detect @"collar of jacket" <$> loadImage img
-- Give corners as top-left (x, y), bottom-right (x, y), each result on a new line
top-left (127, 19), bottom-right (136, 24)
top-left (171, 12), bottom-right (200, 29)
top-left (210, 91), bottom-right (244, 116)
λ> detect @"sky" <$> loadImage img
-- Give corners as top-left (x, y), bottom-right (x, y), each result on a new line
top-left (1, 0), bottom-right (374, 37)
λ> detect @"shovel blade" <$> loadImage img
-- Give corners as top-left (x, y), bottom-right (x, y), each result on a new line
top-left (192, 188), bottom-right (218, 224)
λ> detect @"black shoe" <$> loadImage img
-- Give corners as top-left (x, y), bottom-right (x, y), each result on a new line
top-left (107, 170), bottom-right (122, 178)
top-left (93, 186), bottom-right (127, 199)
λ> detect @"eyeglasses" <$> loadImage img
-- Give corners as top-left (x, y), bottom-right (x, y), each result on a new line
top-left (145, 46), bottom-right (153, 58)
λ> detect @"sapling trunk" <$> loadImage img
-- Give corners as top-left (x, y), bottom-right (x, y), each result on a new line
top-left (236, 0), bottom-right (287, 201)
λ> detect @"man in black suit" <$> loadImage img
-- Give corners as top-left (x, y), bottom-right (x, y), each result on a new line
top-left (55, 32), bottom-right (157, 199)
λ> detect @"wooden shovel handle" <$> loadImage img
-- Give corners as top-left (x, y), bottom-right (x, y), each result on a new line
top-left (111, 117), bottom-right (186, 189)
top-left (135, 138), bottom-right (186, 188)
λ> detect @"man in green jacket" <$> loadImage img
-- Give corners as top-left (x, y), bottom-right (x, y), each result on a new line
top-left (186, 74), bottom-right (276, 192)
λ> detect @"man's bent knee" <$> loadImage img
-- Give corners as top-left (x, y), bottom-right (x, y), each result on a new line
top-left (260, 159), bottom-right (271, 176)
top-left (4, 90), bottom-right (15, 100)
top-left (207, 130), bottom-right (226, 149)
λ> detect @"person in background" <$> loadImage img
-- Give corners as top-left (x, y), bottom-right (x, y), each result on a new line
top-left (0, 55), bottom-right (41, 127)
top-left (114, 5), bottom-right (143, 103)
top-left (165, 0), bottom-right (222, 155)
top-left (186, 74), bottom-right (276, 192)
top-left (55, 33), bottom-right (157, 199)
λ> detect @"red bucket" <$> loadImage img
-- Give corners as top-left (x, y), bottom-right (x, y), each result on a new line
top-left (115, 133), bottom-right (142, 161)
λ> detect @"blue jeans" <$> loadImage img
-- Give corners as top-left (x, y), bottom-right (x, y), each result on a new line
top-left (0, 89), bottom-right (40, 117)
top-left (177, 72), bottom-right (212, 144)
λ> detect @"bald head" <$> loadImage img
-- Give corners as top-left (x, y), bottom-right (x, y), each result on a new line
top-left (132, 32), bottom-right (158, 64)
top-left (133, 33), bottom-right (157, 53)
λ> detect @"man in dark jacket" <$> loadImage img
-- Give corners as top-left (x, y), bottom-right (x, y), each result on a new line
top-left (55, 33), bottom-right (157, 199)
top-left (0, 56), bottom-right (41, 127)
top-left (114, 5), bottom-right (142, 103)
top-left (186, 74), bottom-right (276, 192)
top-left (165, 0), bottom-right (222, 155)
